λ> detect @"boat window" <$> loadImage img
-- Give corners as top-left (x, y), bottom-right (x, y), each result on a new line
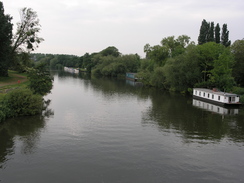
top-left (199, 92), bottom-right (201, 96)
top-left (195, 91), bottom-right (197, 95)
top-left (218, 96), bottom-right (220, 100)
top-left (203, 93), bottom-right (205, 97)
top-left (212, 95), bottom-right (214, 99)
top-left (208, 94), bottom-right (209, 98)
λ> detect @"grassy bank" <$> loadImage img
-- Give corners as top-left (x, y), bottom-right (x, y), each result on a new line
top-left (0, 70), bottom-right (29, 100)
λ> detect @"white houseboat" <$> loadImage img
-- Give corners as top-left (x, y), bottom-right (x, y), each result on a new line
top-left (193, 88), bottom-right (241, 106)
top-left (64, 67), bottom-right (79, 74)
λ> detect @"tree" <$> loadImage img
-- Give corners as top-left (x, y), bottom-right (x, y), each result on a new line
top-left (100, 46), bottom-right (120, 57)
top-left (163, 45), bottom-right (201, 91)
top-left (221, 24), bottom-right (231, 47)
top-left (12, 7), bottom-right (44, 53)
top-left (197, 42), bottom-right (225, 84)
top-left (146, 45), bottom-right (169, 66)
top-left (215, 23), bottom-right (220, 44)
top-left (198, 19), bottom-right (209, 45)
top-left (231, 39), bottom-right (244, 86)
top-left (117, 54), bottom-right (140, 72)
top-left (144, 43), bottom-right (151, 59)
top-left (208, 22), bottom-right (215, 42)
top-left (27, 63), bottom-right (53, 95)
top-left (0, 2), bottom-right (13, 76)
top-left (209, 49), bottom-right (234, 91)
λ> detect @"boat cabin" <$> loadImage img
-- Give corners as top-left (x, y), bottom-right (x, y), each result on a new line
top-left (193, 88), bottom-right (241, 106)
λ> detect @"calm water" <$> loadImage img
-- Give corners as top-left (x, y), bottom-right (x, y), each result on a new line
top-left (1, 71), bottom-right (244, 183)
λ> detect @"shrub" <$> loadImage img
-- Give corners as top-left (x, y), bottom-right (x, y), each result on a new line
top-left (232, 86), bottom-right (244, 95)
top-left (27, 63), bottom-right (53, 96)
top-left (240, 95), bottom-right (244, 104)
top-left (1, 88), bottom-right (43, 119)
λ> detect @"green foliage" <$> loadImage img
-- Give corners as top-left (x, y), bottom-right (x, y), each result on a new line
top-left (197, 42), bottom-right (225, 82)
top-left (136, 70), bottom-right (152, 86)
top-left (0, 88), bottom-right (43, 122)
top-left (209, 49), bottom-right (235, 91)
top-left (100, 46), bottom-right (120, 57)
top-left (232, 86), bottom-right (244, 95)
top-left (240, 95), bottom-right (244, 104)
top-left (231, 39), bottom-right (244, 86)
top-left (208, 22), bottom-right (215, 42)
top-left (198, 19), bottom-right (230, 47)
top-left (0, 1), bottom-right (13, 77)
top-left (141, 33), bottom-right (237, 93)
top-left (11, 52), bottom-right (33, 72)
top-left (215, 23), bottom-right (221, 44)
top-left (221, 24), bottom-right (231, 47)
top-left (27, 63), bottom-right (53, 95)
top-left (91, 54), bottom-right (140, 77)
top-left (146, 45), bottom-right (169, 66)
top-left (198, 19), bottom-right (209, 45)
top-left (117, 54), bottom-right (140, 72)
top-left (12, 7), bottom-right (44, 53)
top-left (149, 67), bottom-right (165, 89)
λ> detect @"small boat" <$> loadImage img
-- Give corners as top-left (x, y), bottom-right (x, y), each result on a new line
top-left (193, 88), bottom-right (241, 106)
top-left (126, 73), bottom-right (138, 81)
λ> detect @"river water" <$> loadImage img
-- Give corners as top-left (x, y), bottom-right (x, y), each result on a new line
top-left (1, 71), bottom-right (244, 183)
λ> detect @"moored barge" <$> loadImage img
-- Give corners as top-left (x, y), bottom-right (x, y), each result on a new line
top-left (193, 88), bottom-right (241, 106)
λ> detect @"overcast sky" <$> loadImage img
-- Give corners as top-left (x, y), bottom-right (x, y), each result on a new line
top-left (2, 0), bottom-right (244, 57)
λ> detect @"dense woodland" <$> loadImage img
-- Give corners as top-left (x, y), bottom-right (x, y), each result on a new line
top-left (1, 0), bottom-right (244, 96)
top-left (31, 22), bottom-right (244, 96)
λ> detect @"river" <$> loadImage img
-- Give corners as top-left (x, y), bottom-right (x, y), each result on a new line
top-left (1, 71), bottom-right (244, 183)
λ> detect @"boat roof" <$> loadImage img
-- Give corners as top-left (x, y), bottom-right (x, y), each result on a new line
top-left (193, 88), bottom-right (239, 97)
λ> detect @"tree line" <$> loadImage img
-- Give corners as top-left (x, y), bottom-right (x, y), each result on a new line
top-left (31, 28), bottom-right (244, 98)
top-left (1, 0), bottom-right (244, 98)
top-left (31, 46), bottom-right (140, 77)
top-left (198, 19), bottom-right (231, 47)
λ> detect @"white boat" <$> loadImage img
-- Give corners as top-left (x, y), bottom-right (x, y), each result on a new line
top-left (193, 88), bottom-right (241, 106)
top-left (64, 67), bottom-right (79, 74)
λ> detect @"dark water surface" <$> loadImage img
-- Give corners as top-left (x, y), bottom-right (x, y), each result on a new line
top-left (1, 71), bottom-right (244, 183)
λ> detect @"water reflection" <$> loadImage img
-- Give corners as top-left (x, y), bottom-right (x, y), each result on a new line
top-left (141, 89), bottom-right (244, 143)
top-left (0, 101), bottom-right (53, 169)
top-left (192, 99), bottom-right (239, 115)
top-left (125, 80), bottom-right (143, 87)
top-left (54, 72), bottom-right (244, 144)
top-left (55, 70), bottom-right (91, 80)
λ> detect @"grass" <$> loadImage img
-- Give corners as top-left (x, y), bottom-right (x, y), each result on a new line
top-left (0, 70), bottom-right (29, 100)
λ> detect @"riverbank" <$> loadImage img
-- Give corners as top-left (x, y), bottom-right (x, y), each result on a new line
top-left (0, 70), bottom-right (29, 99)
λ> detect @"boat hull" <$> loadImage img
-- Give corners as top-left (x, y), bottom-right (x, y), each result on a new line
top-left (193, 95), bottom-right (241, 107)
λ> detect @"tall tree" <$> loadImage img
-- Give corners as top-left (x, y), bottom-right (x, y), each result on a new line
top-left (12, 7), bottom-right (44, 53)
top-left (144, 43), bottom-right (151, 59)
top-left (0, 1), bottom-right (13, 76)
top-left (221, 24), bottom-right (231, 47)
top-left (198, 19), bottom-right (209, 45)
top-left (215, 23), bottom-right (221, 44)
top-left (231, 39), bottom-right (244, 86)
top-left (208, 22), bottom-right (215, 42)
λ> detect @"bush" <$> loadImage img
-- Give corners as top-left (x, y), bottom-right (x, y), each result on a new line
top-left (240, 95), bottom-right (244, 104)
top-left (232, 86), bottom-right (244, 95)
top-left (27, 63), bottom-right (53, 95)
top-left (0, 88), bottom-right (43, 121)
